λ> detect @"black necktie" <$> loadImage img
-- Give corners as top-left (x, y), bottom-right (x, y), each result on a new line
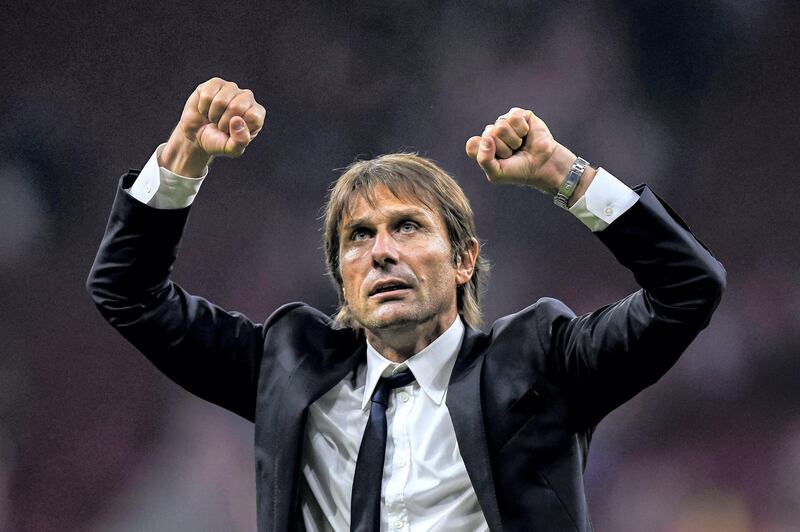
top-left (350, 368), bottom-right (416, 532)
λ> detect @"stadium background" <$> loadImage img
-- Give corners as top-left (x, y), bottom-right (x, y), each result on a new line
top-left (1, 1), bottom-right (798, 530)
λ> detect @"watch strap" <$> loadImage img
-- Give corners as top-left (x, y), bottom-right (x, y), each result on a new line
top-left (554, 157), bottom-right (590, 209)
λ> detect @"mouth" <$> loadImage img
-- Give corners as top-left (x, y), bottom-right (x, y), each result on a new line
top-left (368, 282), bottom-right (412, 297)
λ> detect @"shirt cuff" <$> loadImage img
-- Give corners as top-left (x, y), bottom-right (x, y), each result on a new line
top-left (568, 167), bottom-right (639, 232)
top-left (126, 143), bottom-right (208, 209)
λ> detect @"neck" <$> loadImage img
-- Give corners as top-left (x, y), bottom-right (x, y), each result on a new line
top-left (365, 312), bottom-right (458, 363)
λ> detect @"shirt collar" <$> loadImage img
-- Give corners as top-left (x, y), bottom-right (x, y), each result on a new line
top-left (362, 316), bottom-right (465, 410)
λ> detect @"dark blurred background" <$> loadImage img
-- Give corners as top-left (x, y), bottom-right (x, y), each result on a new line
top-left (1, 1), bottom-right (798, 530)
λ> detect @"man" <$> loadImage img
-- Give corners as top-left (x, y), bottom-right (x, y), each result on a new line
top-left (87, 78), bottom-right (725, 531)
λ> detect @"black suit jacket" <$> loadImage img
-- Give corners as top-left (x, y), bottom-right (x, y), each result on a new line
top-left (87, 171), bottom-right (725, 531)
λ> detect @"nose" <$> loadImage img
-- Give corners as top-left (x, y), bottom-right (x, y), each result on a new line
top-left (371, 229), bottom-right (399, 268)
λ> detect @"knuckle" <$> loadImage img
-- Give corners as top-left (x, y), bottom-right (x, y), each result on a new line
top-left (205, 77), bottom-right (225, 91)
top-left (237, 91), bottom-right (254, 106)
top-left (211, 94), bottom-right (230, 110)
top-left (230, 101), bottom-right (250, 115)
top-left (199, 95), bottom-right (214, 110)
top-left (244, 106), bottom-right (263, 123)
top-left (495, 122), bottom-right (512, 136)
top-left (510, 123), bottom-right (525, 136)
top-left (249, 103), bottom-right (266, 119)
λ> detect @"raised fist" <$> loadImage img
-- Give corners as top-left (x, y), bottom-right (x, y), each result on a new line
top-left (465, 107), bottom-right (566, 194)
top-left (160, 78), bottom-right (267, 176)
top-left (179, 77), bottom-right (266, 158)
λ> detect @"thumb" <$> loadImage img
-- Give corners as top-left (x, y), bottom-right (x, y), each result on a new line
top-left (465, 136), bottom-right (482, 159)
top-left (475, 135), bottom-right (502, 181)
top-left (231, 116), bottom-right (249, 139)
top-left (225, 116), bottom-right (251, 157)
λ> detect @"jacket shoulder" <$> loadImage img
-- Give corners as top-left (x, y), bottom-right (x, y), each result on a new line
top-left (489, 297), bottom-right (577, 348)
top-left (262, 302), bottom-right (360, 353)
top-left (480, 298), bottom-right (579, 383)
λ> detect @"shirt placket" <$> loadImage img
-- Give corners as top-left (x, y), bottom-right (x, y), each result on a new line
top-left (383, 383), bottom-right (414, 532)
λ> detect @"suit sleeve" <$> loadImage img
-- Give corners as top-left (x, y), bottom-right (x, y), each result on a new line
top-left (86, 171), bottom-right (266, 421)
top-left (538, 185), bottom-right (726, 429)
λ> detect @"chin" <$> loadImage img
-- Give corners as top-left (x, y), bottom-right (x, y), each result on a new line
top-left (358, 304), bottom-right (436, 332)
top-left (361, 314), bottom-right (417, 332)
top-left (352, 303), bottom-right (409, 328)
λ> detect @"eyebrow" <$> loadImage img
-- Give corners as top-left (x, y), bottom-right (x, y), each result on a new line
top-left (342, 207), bottom-right (432, 232)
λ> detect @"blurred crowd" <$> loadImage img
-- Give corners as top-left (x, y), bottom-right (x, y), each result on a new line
top-left (1, 1), bottom-right (797, 530)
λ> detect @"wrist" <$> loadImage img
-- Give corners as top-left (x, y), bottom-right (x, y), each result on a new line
top-left (538, 143), bottom-right (577, 195)
top-left (159, 127), bottom-right (211, 178)
top-left (545, 147), bottom-right (598, 209)
top-left (567, 165), bottom-right (596, 208)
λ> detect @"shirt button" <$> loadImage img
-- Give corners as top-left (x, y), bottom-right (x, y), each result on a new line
top-left (145, 183), bottom-right (152, 194)
top-left (394, 522), bottom-right (403, 529)
top-left (397, 458), bottom-right (407, 468)
top-left (398, 392), bottom-right (410, 402)
top-left (604, 206), bottom-right (614, 216)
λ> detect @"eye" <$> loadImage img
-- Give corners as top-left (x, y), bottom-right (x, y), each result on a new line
top-left (350, 228), bottom-right (371, 241)
top-left (398, 220), bottom-right (418, 233)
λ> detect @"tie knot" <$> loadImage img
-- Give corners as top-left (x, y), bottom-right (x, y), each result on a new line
top-left (371, 369), bottom-right (415, 406)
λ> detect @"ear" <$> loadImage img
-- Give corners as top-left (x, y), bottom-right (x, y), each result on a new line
top-left (455, 238), bottom-right (479, 286)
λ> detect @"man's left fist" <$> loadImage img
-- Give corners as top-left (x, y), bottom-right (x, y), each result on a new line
top-left (466, 107), bottom-right (567, 194)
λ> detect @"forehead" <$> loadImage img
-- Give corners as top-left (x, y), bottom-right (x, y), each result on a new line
top-left (340, 183), bottom-right (439, 225)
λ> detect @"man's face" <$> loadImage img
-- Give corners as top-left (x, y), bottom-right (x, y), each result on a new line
top-left (338, 185), bottom-right (472, 333)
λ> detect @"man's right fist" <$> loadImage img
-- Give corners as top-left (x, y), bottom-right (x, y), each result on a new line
top-left (160, 78), bottom-right (267, 177)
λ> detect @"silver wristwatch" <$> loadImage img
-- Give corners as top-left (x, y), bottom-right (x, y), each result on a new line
top-left (554, 157), bottom-right (590, 210)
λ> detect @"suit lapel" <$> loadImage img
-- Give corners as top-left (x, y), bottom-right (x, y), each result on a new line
top-left (274, 338), bottom-right (365, 531)
top-left (447, 325), bottom-right (504, 532)
top-left (301, 343), bottom-right (366, 403)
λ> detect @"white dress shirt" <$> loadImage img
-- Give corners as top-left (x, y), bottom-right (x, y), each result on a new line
top-left (124, 144), bottom-right (640, 530)
top-left (301, 316), bottom-right (486, 531)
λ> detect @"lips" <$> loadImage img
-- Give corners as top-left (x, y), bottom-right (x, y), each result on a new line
top-left (368, 280), bottom-right (411, 297)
